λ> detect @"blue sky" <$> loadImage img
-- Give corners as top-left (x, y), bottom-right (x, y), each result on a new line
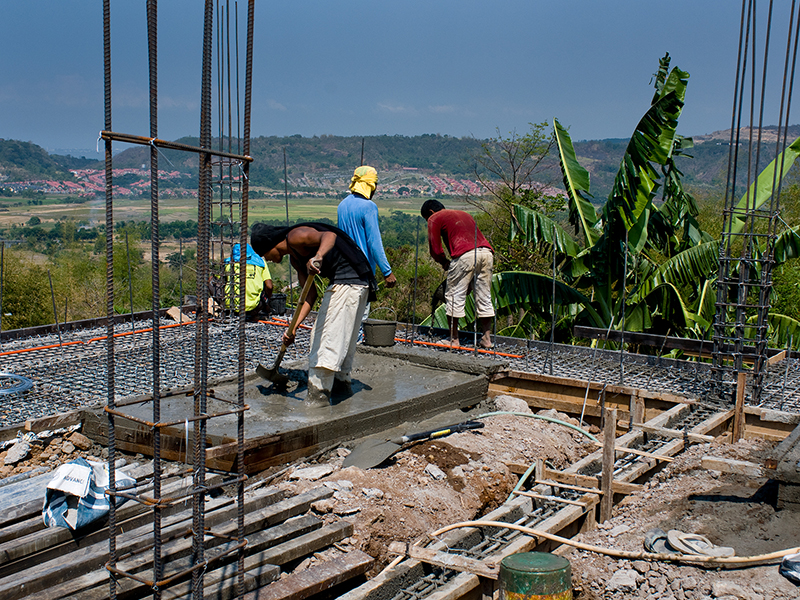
top-left (0, 1), bottom-right (791, 155)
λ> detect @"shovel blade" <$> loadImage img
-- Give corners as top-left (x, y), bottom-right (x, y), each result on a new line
top-left (343, 439), bottom-right (402, 470)
top-left (256, 363), bottom-right (289, 386)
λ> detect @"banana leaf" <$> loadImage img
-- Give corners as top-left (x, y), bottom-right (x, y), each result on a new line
top-left (603, 67), bottom-right (689, 233)
top-left (553, 118), bottom-right (600, 247)
top-left (773, 225), bottom-right (800, 264)
top-left (745, 312), bottom-right (800, 349)
top-left (728, 136), bottom-right (800, 235)
top-left (631, 241), bottom-right (719, 302)
top-left (510, 204), bottom-right (581, 257)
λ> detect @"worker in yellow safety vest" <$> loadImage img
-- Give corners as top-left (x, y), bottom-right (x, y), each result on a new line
top-left (224, 243), bottom-right (273, 321)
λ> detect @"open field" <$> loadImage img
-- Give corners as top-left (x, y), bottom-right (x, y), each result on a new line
top-left (0, 194), bottom-right (471, 228)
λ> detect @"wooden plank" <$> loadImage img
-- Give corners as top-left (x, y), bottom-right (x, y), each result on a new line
top-left (701, 456), bottom-right (777, 479)
top-left (512, 491), bottom-right (589, 507)
top-left (573, 325), bottom-right (792, 360)
top-left (600, 408), bottom-right (616, 523)
top-left (625, 422), bottom-right (714, 444)
top-left (245, 550), bottom-right (374, 600)
top-left (24, 411), bottom-right (82, 433)
top-left (388, 542), bottom-right (498, 580)
top-left (0, 472), bottom-right (233, 574)
top-left (768, 349), bottom-right (787, 366)
top-left (589, 442), bottom-right (673, 462)
top-left (733, 372), bottom-right (747, 442)
top-left (160, 521), bottom-right (356, 600)
top-left (534, 479), bottom-right (605, 495)
top-left (55, 515), bottom-right (324, 600)
top-left (540, 465), bottom-right (642, 495)
top-left (0, 485), bottom-right (309, 600)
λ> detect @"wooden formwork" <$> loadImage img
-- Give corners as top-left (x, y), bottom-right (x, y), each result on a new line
top-left (0, 464), bottom-right (370, 600)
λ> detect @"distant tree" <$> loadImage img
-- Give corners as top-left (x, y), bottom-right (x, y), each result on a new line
top-left (27, 216), bottom-right (41, 226)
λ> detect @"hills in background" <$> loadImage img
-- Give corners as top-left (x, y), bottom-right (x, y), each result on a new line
top-left (3, 126), bottom-right (800, 201)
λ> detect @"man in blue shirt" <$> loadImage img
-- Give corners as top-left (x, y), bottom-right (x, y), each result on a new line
top-left (337, 166), bottom-right (397, 295)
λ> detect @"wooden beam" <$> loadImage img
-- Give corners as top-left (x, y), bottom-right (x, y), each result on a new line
top-left (244, 550), bottom-right (374, 600)
top-left (768, 350), bottom-right (787, 366)
top-left (701, 456), bottom-right (777, 479)
top-left (504, 463), bottom-right (642, 495)
top-left (388, 542), bottom-right (499, 580)
top-left (624, 422), bottom-right (714, 444)
top-left (733, 372), bottom-right (747, 442)
top-left (512, 490), bottom-right (590, 507)
top-left (600, 408), bottom-right (616, 523)
top-left (590, 442), bottom-right (673, 462)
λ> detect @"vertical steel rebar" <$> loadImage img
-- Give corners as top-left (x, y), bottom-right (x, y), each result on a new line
top-left (102, 1), bottom-right (117, 597)
top-left (146, 1), bottom-right (163, 596)
top-left (236, 3), bottom-right (255, 597)
top-left (179, 237), bottom-right (184, 311)
top-left (193, 1), bottom-right (215, 597)
top-left (47, 271), bottom-right (63, 349)
top-left (412, 216), bottom-right (419, 343)
top-left (548, 246), bottom-right (556, 375)
top-left (473, 218), bottom-right (478, 354)
top-left (619, 228), bottom-right (628, 385)
top-left (284, 148), bottom-right (293, 307)
top-left (125, 233), bottom-right (135, 330)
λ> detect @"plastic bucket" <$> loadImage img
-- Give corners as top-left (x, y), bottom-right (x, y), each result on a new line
top-left (269, 293), bottom-right (287, 316)
top-left (362, 306), bottom-right (397, 347)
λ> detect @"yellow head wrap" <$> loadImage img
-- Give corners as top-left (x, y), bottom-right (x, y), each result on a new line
top-left (349, 165), bottom-right (378, 199)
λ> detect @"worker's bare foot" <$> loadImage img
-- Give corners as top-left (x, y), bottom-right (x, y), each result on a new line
top-left (479, 333), bottom-right (494, 349)
top-left (449, 338), bottom-right (460, 349)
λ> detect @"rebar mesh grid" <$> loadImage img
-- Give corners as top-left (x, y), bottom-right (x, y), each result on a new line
top-left (3, 321), bottom-right (800, 427)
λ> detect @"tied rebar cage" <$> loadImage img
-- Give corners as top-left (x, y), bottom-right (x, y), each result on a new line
top-left (713, 0), bottom-right (800, 405)
top-left (101, 2), bottom-right (255, 599)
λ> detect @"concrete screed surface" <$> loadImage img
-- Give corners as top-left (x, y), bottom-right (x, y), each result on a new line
top-left (107, 346), bottom-right (500, 471)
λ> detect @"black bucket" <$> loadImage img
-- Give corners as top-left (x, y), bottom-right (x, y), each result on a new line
top-left (362, 307), bottom-right (397, 347)
top-left (269, 293), bottom-right (287, 316)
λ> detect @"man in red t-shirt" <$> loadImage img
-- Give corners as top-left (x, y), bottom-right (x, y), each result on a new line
top-left (421, 200), bottom-right (495, 349)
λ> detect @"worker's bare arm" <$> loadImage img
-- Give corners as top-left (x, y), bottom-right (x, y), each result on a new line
top-left (286, 227), bottom-right (337, 275)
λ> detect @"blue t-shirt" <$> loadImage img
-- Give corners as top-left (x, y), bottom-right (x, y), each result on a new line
top-left (337, 193), bottom-right (392, 277)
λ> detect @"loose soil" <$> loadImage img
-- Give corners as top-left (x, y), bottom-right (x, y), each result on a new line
top-left (3, 396), bottom-right (800, 599)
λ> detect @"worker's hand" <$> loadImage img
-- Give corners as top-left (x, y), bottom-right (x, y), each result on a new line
top-left (384, 273), bottom-right (397, 288)
top-left (282, 330), bottom-right (296, 346)
top-left (307, 255), bottom-right (323, 275)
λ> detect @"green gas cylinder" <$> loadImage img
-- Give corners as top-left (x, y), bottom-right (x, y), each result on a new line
top-left (499, 552), bottom-right (572, 600)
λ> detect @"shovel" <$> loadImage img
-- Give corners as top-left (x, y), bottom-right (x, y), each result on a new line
top-left (343, 420), bottom-right (485, 470)
top-left (256, 273), bottom-right (317, 386)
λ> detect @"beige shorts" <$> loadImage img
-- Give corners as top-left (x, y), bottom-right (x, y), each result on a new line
top-left (445, 248), bottom-right (495, 319)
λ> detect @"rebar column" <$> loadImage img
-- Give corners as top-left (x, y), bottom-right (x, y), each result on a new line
top-left (193, 1), bottom-right (215, 596)
top-left (102, 1), bottom-right (118, 598)
top-left (146, 1), bottom-right (164, 596)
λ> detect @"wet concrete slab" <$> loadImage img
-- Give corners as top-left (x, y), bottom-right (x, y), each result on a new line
top-left (84, 345), bottom-right (505, 473)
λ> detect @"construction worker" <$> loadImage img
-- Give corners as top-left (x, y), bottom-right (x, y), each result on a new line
top-left (251, 222), bottom-right (377, 406)
top-left (337, 166), bottom-right (397, 291)
top-left (421, 199), bottom-right (495, 349)
top-left (223, 243), bottom-right (273, 321)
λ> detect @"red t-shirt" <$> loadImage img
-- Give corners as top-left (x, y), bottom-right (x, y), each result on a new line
top-left (427, 209), bottom-right (493, 262)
